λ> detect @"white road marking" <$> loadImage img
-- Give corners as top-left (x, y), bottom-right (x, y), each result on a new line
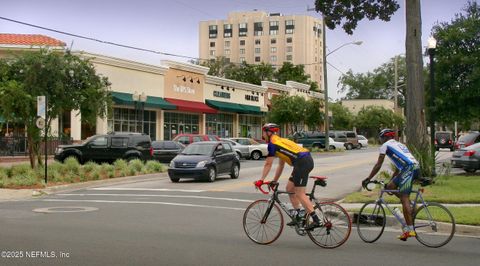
top-left (56, 193), bottom-right (254, 203)
top-left (89, 188), bottom-right (205, 193)
top-left (41, 199), bottom-right (245, 211)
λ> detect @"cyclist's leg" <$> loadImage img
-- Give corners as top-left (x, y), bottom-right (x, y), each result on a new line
top-left (392, 167), bottom-right (416, 240)
top-left (287, 177), bottom-right (301, 209)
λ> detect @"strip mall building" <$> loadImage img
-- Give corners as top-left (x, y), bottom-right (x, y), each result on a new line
top-left (0, 34), bottom-right (323, 141)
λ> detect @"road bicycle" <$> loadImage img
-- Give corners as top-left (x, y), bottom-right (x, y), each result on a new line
top-left (357, 180), bottom-right (455, 248)
top-left (243, 176), bottom-right (352, 249)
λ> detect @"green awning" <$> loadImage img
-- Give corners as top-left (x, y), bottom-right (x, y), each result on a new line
top-left (238, 104), bottom-right (262, 115)
top-left (206, 99), bottom-right (246, 113)
top-left (111, 91), bottom-right (176, 110)
top-left (206, 99), bottom-right (262, 115)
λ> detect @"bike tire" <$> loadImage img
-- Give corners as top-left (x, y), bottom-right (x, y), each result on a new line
top-left (305, 202), bottom-right (352, 248)
top-left (243, 199), bottom-right (284, 245)
top-left (414, 202), bottom-right (455, 248)
top-left (356, 201), bottom-right (386, 243)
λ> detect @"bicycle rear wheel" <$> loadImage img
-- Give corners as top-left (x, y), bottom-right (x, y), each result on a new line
top-left (356, 201), bottom-right (386, 243)
top-left (243, 199), bottom-right (284, 245)
top-left (306, 202), bottom-right (352, 248)
top-left (414, 202), bottom-right (455, 248)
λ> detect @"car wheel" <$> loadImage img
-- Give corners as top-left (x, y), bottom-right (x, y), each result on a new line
top-left (127, 156), bottom-right (140, 162)
top-left (450, 147), bottom-right (454, 152)
top-left (236, 151), bottom-right (242, 160)
top-left (206, 166), bottom-right (217, 182)
top-left (251, 151), bottom-right (262, 160)
top-left (65, 155), bottom-right (81, 164)
top-left (464, 168), bottom-right (477, 173)
top-left (170, 177), bottom-right (180, 183)
top-left (358, 143), bottom-right (362, 149)
top-left (346, 143), bottom-right (353, 150)
top-left (230, 163), bottom-right (240, 179)
top-left (329, 145), bottom-right (335, 150)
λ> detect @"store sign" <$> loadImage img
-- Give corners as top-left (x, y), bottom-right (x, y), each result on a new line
top-left (213, 91), bottom-right (230, 99)
top-left (174, 84), bottom-right (195, 94)
top-left (245, 95), bottom-right (259, 102)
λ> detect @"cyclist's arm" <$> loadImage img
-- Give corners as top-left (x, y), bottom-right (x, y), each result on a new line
top-left (261, 156), bottom-right (275, 180)
top-left (272, 159), bottom-right (285, 182)
top-left (366, 154), bottom-right (385, 180)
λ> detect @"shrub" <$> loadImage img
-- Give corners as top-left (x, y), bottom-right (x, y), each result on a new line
top-left (145, 160), bottom-right (164, 173)
top-left (100, 163), bottom-right (115, 179)
top-left (113, 159), bottom-right (128, 177)
top-left (129, 159), bottom-right (144, 173)
top-left (64, 157), bottom-right (81, 176)
top-left (10, 164), bottom-right (33, 177)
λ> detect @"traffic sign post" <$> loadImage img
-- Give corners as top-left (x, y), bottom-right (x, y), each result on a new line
top-left (38, 96), bottom-right (48, 184)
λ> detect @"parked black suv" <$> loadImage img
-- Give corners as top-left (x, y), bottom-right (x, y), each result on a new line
top-left (435, 131), bottom-right (454, 151)
top-left (54, 132), bottom-right (153, 164)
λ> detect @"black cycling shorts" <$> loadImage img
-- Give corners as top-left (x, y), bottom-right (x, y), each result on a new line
top-left (288, 154), bottom-right (314, 187)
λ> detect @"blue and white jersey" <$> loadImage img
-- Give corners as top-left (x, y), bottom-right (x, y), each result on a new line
top-left (379, 139), bottom-right (419, 171)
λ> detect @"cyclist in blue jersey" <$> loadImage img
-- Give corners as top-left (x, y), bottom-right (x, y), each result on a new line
top-left (362, 129), bottom-right (421, 241)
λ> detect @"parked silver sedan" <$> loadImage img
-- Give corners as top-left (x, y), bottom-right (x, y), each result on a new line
top-left (451, 142), bottom-right (480, 173)
top-left (221, 138), bottom-right (250, 159)
top-left (229, 137), bottom-right (268, 160)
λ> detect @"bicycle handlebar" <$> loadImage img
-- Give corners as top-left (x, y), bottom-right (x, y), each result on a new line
top-left (255, 181), bottom-right (279, 194)
top-left (364, 180), bottom-right (384, 191)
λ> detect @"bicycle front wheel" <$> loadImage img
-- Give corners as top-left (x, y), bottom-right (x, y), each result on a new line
top-left (356, 201), bottom-right (386, 243)
top-left (243, 199), bottom-right (284, 245)
top-left (306, 202), bottom-right (352, 248)
top-left (414, 202), bottom-right (455, 248)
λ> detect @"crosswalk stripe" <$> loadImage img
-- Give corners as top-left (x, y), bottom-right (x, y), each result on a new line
top-left (89, 188), bottom-right (205, 193)
top-left (56, 193), bottom-right (254, 203)
top-left (41, 199), bottom-right (245, 211)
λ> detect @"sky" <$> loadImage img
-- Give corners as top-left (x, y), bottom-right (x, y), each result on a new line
top-left (0, 0), bottom-right (471, 100)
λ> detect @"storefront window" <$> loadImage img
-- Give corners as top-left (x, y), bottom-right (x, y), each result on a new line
top-left (163, 112), bottom-right (200, 140)
top-left (239, 115), bottom-right (262, 139)
top-left (206, 113), bottom-right (233, 138)
top-left (108, 107), bottom-right (156, 140)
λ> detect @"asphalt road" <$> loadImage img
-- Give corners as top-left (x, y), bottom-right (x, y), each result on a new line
top-left (1, 148), bottom-right (477, 266)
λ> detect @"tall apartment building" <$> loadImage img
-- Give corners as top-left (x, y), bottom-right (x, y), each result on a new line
top-left (199, 11), bottom-right (324, 91)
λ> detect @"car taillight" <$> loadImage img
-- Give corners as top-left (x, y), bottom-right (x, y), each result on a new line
top-left (150, 147), bottom-right (154, 157)
top-left (448, 140), bottom-right (452, 144)
top-left (464, 150), bottom-right (476, 157)
top-left (434, 140), bottom-right (437, 145)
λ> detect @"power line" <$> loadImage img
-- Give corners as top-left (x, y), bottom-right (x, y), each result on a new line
top-left (0, 16), bottom-right (198, 60)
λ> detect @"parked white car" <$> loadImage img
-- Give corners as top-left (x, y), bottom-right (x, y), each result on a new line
top-left (328, 137), bottom-right (346, 150)
top-left (357, 135), bottom-right (369, 148)
top-left (229, 137), bottom-right (268, 160)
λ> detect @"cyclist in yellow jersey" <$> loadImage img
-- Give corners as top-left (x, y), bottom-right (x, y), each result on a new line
top-left (254, 123), bottom-right (321, 230)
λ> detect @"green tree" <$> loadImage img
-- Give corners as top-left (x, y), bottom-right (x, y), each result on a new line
top-left (315, 0), bottom-right (429, 154)
top-left (304, 98), bottom-right (324, 131)
top-left (431, 1), bottom-right (480, 128)
top-left (200, 56), bottom-right (234, 78)
top-left (329, 102), bottom-right (354, 130)
top-left (0, 50), bottom-right (111, 168)
top-left (339, 55), bottom-right (407, 107)
top-left (355, 106), bottom-right (405, 138)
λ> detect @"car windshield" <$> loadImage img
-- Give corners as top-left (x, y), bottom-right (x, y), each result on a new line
top-left (182, 143), bottom-right (215, 155)
top-left (436, 132), bottom-right (451, 139)
top-left (82, 136), bottom-right (96, 144)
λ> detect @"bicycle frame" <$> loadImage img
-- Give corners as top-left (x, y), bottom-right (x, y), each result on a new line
top-left (375, 186), bottom-right (437, 231)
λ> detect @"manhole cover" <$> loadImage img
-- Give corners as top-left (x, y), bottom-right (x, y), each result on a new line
top-left (33, 206), bottom-right (98, 213)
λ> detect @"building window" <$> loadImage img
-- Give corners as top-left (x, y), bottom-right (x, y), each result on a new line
top-left (206, 113), bottom-right (234, 138)
top-left (286, 55), bottom-right (292, 61)
top-left (255, 56), bottom-right (261, 62)
top-left (209, 25), bottom-right (218, 38)
top-left (286, 37), bottom-right (293, 43)
top-left (239, 23), bottom-right (248, 37)
top-left (209, 50), bottom-right (215, 56)
top-left (269, 21), bottom-right (279, 35)
top-left (225, 41), bottom-right (230, 47)
top-left (209, 42), bottom-right (215, 48)
top-left (225, 49), bottom-right (230, 55)
top-left (240, 40), bottom-right (245, 46)
top-left (163, 112), bottom-right (199, 140)
top-left (255, 39), bottom-right (261, 45)
top-left (254, 22), bottom-right (263, 36)
top-left (108, 108), bottom-right (157, 140)
top-left (285, 20), bottom-right (295, 34)
top-left (255, 48), bottom-right (261, 54)
top-left (286, 46), bottom-right (293, 53)
top-left (271, 38), bottom-right (276, 44)
top-left (240, 57), bottom-right (246, 63)
top-left (239, 48), bottom-right (245, 54)
top-left (223, 24), bottom-right (232, 38)
top-left (270, 55), bottom-right (277, 62)
top-left (270, 47), bottom-right (277, 53)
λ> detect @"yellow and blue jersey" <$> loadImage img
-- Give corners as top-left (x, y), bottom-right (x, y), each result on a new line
top-left (267, 135), bottom-right (310, 166)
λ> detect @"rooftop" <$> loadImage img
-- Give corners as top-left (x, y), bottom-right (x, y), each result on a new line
top-left (0, 34), bottom-right (66, 47)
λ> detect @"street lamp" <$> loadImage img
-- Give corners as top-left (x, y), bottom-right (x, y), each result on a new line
top-left (322, 30), bottom-right (362, 151)
top-left (132, 91), bottom-right (147, 133)
top-left (427, 36), bottom-right (437, 177)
